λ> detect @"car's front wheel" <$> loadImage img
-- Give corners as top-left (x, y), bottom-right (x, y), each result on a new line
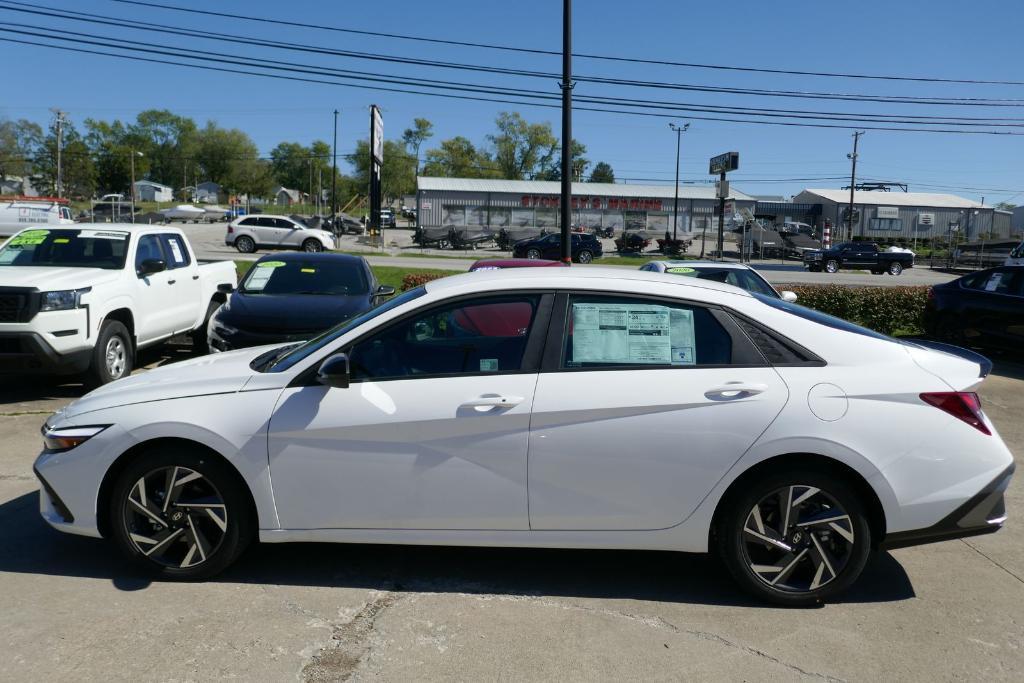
top-left (302, 238), bottom-right (324, 253)
top-left (89, 320), bottom-right (133, 386)
top-left (716, 469), bottom-right (872, 606)
top-left (109, 446), bottom-right (253, 580)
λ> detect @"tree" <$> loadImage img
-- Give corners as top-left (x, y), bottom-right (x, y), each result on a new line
top-left (351, 138), bottom-right (417, 203)
top-left (84, 118), bottom-right (149, 195)
top-left (269, 141), bottom-right (309, 192)
top-left (421, 136), bottom-right (498, 178)
top-left (0, 118), bottom-right (42, 182)
top-left (33, 118), bottom-right (96, 198)
top-left (401, 118), bottom-right (434, 177)
top-left (588, 161), bottom-right (615, 184)
top-left (536, 139), bottom-right (589, 181)
top-left (995, 202), bottom-right (1016, 211)
top-left (128, 109), bottom-right (198, 191)
top-left (194, 123), bottom-right (263, 197)
top-left (487, 112), bottom-right (557, 180)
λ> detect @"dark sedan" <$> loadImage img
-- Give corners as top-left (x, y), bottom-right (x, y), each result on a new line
top-left (512, 232), bottom-right (603, 263)
top-left (924, 266), bottom-right (1024, 352)
top-left (208, 253), bottom-right (395, 352)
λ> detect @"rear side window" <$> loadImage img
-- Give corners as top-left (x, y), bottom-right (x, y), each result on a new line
top-left (753, 293), bottom-right (891, 342)
top-left (159, 234), bottom-right (191, 269)
top-left (238, 217), bottom-right (257, 226)
top-left (980, 269), bottom-right (1021, 295)
top-left (561, 294), bottom-right (732, 368)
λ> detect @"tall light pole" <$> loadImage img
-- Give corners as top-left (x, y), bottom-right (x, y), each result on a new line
top-left (846, 131), bottom-right (864, 241)
top-left (331, 109), bottom-right (339, 219)
top-left (50, 108), bottom-right (66, 198)
top-left (669, 122), bottom-right (689, 243)
top-left (130, 150), bottom-right (143, 222)
top-left (559, 0), bottom-right (573, 264)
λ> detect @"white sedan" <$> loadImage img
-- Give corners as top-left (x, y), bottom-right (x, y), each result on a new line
top-left (641, 260), bottom-right (798, 302)
top-left (35, 268), bottom-right (1013, 605)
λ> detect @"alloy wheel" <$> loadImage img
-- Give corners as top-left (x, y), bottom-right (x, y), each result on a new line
top-left (123, 466), bottom-right (229, 569)
top-left (526, 248), bottom-right (541, 259)
top-left (105, 336), bottom-right (127, 379)
top-left (740, 484), bottom-right (855, 593)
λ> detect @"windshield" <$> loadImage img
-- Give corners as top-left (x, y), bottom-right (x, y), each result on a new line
top-left (241, 259), bottom-right (369, 295)
top-left (0, 228), bottom-right (130, 269)
top-left (665, 266), bottom-right (778, 297)
top-left (262, 286), bottom-right (427, 372)
top-left (753, 293), bottom-right (892, 341)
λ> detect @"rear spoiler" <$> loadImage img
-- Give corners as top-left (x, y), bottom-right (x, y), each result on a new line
top-left (904, 339), bottom-right (992, 379)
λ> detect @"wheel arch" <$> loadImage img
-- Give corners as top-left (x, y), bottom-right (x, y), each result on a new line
top-left (709, 452), bottom-right (887, 548)
top-left (96, 437), bottom-right (259, 539)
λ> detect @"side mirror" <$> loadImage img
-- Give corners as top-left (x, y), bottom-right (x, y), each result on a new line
top-left (217, 283), bottom-right (235, 294)
top-left (138, 258), bottom-right (166, 276)
top-left (780, 290), bottom-right (799, 303)
top-left (375, 285), bottom-right (396, 297)
top-left (316, 353), bottom-right (350, 389)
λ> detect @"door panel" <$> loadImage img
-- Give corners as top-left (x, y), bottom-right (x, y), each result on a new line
top-left (268, 374), bottom-right (537, 529)
top-left (132, 234), bottom-right (177, 342)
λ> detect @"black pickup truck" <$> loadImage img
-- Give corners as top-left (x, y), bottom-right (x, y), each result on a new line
top-left (803, 241), bottom-right (914, 276)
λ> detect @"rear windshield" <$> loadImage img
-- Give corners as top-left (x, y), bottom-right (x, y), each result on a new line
top-left (0, 228), bottom-right (130, 269)
top-left (241, 259), bottom-right (369, 295)
top-left (753, 293), bottom-right (892, 341)
top-left (666, 266), bottom-right (777, 297)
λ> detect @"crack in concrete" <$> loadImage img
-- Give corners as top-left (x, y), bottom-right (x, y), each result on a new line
top-left (961, 538), bottom-right (1024, 585)
top-left (300, 591), bottom-right (402, 682)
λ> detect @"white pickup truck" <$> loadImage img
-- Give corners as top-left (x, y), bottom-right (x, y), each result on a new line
top-left (0, 224), bottom-right (236, 384)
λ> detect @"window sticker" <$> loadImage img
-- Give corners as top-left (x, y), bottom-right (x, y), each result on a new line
top-left (78, 229), bottom-right (128, 240)
top-left (0, 249), bottom-right (19, 264)
top-left (669, 308), bottom-right (696, 365)
top-left (984, 273), bottom-right (1004, 292)
top-left (257, 260), bottom-right (286, 268)
top-left (245, 267), bottom-right (274, 290)
top-left (665, 266), bottom-right (697, 275)
top-left (167, 238), bottom-right (185, 264)
top-left (571, 302), bottom-right (696, 366)
top-left (479, 358), bottom-right (499, 372)
top-left (8, 229), bottom-right (50, 246)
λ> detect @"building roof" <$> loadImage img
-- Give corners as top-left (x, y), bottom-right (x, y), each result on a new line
top-left (797, 188), bottom-right (982, 209)
top-left (417, 176), bottom-right (755, 201)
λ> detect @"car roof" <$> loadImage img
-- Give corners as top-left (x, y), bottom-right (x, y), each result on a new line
top-left (428, 265), bottom-right (754, 298)
top-left (470, 258), bottom-right (566, 269)
top-left (255, 252), bottom-right (365, 264)
top-left (29, 222), bottom-right (178, 233)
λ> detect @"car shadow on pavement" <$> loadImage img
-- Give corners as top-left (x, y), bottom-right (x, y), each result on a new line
top-left (0, 492), bottom-right (915, 607)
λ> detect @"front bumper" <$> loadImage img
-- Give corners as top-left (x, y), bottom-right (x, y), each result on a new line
top-left (0, 331), bottom-right (92, 375)
top-left (881, 463), bottom-right (1014, 549)
top-left (209, 325), bottom-right (315, 353)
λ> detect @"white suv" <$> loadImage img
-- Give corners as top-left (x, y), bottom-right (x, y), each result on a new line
top-left (225, 215), bottom-right (335, 254)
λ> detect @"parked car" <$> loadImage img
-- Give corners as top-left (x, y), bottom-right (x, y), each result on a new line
top-left (512, 232), bottom-right (603, 263)
top-left (208, 253), bottom-right (394, 352)
top-left (35, 267), bottom-right (1013, 605)
top-left (380, 209), bottom-right (397, 228)
top-left (225, 215), bottom-right (336, 254)
top-left (469, 258), bottom-right (568, 271)
top-left (0, 197), bottom-right (75, 237)
top-left (640, 261), bottom-right (797, 301)
top-left (401, 206), bottom-right (417, 220)
top-left (803, 242), bottom-right (914, 275)
top-left (0, 224), bottom-right (236, 383)
top-left (924, 266), bottom-right (1024, 352)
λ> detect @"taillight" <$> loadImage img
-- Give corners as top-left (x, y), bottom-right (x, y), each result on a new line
top-left (920, 392), bottom-right (990, 435)
top-left (227, 225), bottom-right (234, 233)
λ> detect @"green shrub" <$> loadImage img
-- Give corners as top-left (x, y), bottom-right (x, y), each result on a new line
top-left (400, 271), bottom-right (449, 291)
top-left (784, 284), bottom-right (929, 336)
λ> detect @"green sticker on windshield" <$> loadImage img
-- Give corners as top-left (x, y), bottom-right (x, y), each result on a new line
top-left (665, 266), bottom-right (696, 275)
top-left (8, 229), bottom-right (50, 246)
top-left (257, 260), bottom-right (286, 268)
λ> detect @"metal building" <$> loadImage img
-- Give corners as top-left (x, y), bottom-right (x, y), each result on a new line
top-left (416, 177), bottom-right (756, 236)
top-left (793, 188), bottom-right (1015, 242)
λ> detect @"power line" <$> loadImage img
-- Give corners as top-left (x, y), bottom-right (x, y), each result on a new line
top-left (107, 0), bottom-right (1024, 87)
top-left (4, 2), bottom-right (1024, 108)
top-left (7, 35), bottom-right (1024, 137)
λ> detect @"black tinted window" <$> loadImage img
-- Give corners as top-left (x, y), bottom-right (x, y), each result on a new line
top-left (349, 295), bottom-right (541, 380)
top-left (274, 218), bottom-right (294, 229)
top-left (239, 217), bottom-right (257, 226)
top-left (135, 235), bottom-right (164, 271)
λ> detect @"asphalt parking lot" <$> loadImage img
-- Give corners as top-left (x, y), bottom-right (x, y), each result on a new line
top-left (0, 344), bottom-right (1021, 681)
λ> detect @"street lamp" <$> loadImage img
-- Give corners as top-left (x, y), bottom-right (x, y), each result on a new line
top-left (668, 122), bottom-right (690, 244)
top-left (130, 150), bottom-right (143, 223)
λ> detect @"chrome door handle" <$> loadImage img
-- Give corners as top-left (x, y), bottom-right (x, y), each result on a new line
top-left (704, 383), bottom-right (768, 399)
top-left (460, 395), bottom-right (524, 410)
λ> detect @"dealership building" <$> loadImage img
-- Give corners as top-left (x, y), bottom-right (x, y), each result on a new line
top-left (416, 177), bottom-right (756, 235)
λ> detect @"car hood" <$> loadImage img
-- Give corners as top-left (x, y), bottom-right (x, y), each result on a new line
top-left (57, 346), bottom-right (278, 420)
top-left (216, 292), bottom-right (369, 332)
top-left (0, 266), bottom-right (120, 290)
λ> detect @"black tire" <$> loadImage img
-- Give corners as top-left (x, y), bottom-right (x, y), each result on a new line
top-left (191, 300), bottom-right (221, 355)
top-left (715, 468), bottom-right (872, 606)
top-left (302, 238), bottom-right (324, 253)
top-left (824, 259), bottom-right (839, 274)
top-left (526, 248), bottom-right (542, 259)
top-left (235, 235), bottom-right (256, 254)
top-left (89, 320), bottom-right (133, 386)
top-left (888, 261), bottom-right (903, 276)
top-left (108, 445), bottom-right (254, 580)
top-left (576, 250), bottom-right (594, 264)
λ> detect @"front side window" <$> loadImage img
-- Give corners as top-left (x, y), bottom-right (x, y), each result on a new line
top-left (134, 234), bottom-right (165, 272)
top-left (562, 295), bottom-right (732, 368)
top-left (349, 295), bottom-right (541, 381)
top-left (160, 234), bottom-right (191, 269)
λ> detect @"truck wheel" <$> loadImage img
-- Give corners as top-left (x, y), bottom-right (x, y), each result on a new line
top-left (888, 262), bottom-right (903, 276)
top-left (191, 300), bottom-right (221, 355)
top-left (576, 250), bottom-right (594, 264)
top-left (89, 320), bottom-right (133, 385)
top-left (824, 259), bottom-right (839, 274)
top-left (235, 236), bottom-right (256, 254)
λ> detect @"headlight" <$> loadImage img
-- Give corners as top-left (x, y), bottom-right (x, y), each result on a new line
top-left (40, 288), bottom-right (90, 312)
top-left (41, 425), bottom-right (108, 452)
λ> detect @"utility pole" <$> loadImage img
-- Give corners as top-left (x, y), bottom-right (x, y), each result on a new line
top-left (331, 109), bottom-right (339, 219)
top-left (716, 170), bottom-right (726, 260)
top-left (130, 150), bottom-right (142, 222)
top-left (669, 122), bottom-right (689, 243)
top-left (846, 131), bottom-right (864, 241)
top-left (50, 108), bottom-right (66, 198)
top-left (559, 0), bottom-right (573, 264)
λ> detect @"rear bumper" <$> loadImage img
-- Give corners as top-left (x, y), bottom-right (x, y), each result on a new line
top-left (881, 463), bottom-right (1013, 549)
top-left (0, 332), bottom-right (92, 375)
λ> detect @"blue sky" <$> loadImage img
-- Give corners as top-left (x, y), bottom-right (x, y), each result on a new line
top-left (2, 0), bottom-right (1023, 204)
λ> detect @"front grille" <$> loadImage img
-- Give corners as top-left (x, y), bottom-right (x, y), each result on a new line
top-left (0, 294), bottom-right (25, 322)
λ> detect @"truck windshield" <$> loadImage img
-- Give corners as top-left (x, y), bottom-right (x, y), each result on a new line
top-left (0, 228), bottom-right (130, 269)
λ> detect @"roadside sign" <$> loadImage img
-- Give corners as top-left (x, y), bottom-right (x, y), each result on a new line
top-left (724, 200), bottom-right (736, 217)
top-left (371, 105), bottom-right (384, 164)
top-left (709, 151), bottom-right (739, 175)
top-left (715, 179), bottom-right (729, 199)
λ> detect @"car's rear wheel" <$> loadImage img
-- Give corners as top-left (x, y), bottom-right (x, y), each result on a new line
top-left (235, 236), bottom-right (255, 253)
top-left (824, 259), bottom-right (839, 274)
top-left (109, 446), bottom-right (253, 580)
top-left (888, 261), bottom-right (903, 276)
top-left (716, 469), bottom-right (872, 606)
top-left (302, 238), bottom-right (323, 253)
top-left (576, 249), bottom-right (594, 264)
top-left (526, 248), bottom-right (542, 259)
